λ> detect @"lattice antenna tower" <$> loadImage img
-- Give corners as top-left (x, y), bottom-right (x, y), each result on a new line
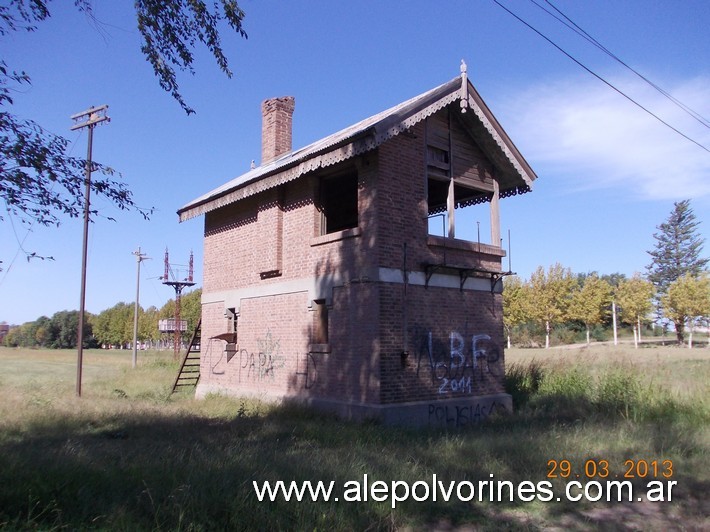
top-left (161, 248), bottom-right (195, 357)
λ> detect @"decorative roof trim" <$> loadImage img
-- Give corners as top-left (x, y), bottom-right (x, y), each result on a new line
top-left (465, 89), bottom-right (536, 190)
top-left (459, 60), bottom-right (469, 113)
top-left (374, 91), bottom-right (459, 145)
top-left (178, 86), bottom-right (461, 222)
top-left (178, 70), bottom-right (537, 222)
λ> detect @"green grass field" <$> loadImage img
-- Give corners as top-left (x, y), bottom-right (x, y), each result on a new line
top-left (0, 345), bottom-right (708, 530)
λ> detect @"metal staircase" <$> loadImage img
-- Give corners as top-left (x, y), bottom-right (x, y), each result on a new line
top-left (171, 319), bottom-right (201, 393)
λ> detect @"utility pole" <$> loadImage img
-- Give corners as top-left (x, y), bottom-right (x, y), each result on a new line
top-left (132, 247), bottom-right (150, 368)
top-left (162, 249), bottom-right (195, 358)
top-left (70, 105), bottom-right (110, 397)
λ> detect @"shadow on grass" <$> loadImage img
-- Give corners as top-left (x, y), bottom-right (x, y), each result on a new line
top-left (0, 370), bottom-right (707, 530)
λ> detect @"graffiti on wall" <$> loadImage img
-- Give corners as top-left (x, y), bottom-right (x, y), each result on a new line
top-left (235, 330), bottom-right (286, 382)
top-left (415, 329), bottom-right (501, 395)
top-left (428, 400), bottom-right (505, 428)
top-left (295, 352), bottom-right (319, 390)
top-left (213, 328), bottom-right (320, 391)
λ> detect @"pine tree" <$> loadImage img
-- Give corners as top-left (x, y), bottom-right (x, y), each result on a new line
top-left (647, 200), bottom-right (708, 293)
top-left (647, 199), bottom-right (708, 342)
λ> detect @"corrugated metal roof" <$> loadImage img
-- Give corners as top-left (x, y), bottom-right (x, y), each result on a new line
top-left (178, 72), bottom-right (536, 222)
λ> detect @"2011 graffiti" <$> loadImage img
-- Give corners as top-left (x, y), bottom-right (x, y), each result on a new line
top-left (416, 330), bottom-right (500, 394)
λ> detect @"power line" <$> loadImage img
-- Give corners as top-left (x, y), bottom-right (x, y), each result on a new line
top-left (533, 0), bottom-right (710, 129)
top-left (492, 0), bottom-right (710, 154)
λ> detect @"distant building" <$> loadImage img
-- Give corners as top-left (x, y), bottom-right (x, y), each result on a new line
top-left (178, 63), bottom-right (537, 427)
top-left (0, 323), bottom-right (10, 343)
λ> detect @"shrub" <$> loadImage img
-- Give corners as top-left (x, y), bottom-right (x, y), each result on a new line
top-left (505, 361), bottom-right (544, 408)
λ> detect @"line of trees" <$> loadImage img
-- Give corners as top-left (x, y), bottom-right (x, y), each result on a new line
top-left (504, 267), bottom-right (709, 348)
top-left (504, 268), bottom-right (650, 348)
top-left (3, 289), bottom-right (202, 350)
top-left (505, 200), bottom-right (710, 349)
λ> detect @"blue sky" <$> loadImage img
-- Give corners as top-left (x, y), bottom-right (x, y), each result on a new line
top-left (1, 0), bottom-right (709, 325)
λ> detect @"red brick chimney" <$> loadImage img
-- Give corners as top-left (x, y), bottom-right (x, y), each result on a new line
top-left (261, 96), bottom-right (295, 165)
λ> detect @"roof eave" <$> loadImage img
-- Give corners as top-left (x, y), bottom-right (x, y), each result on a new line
top-left (178, 74), bottom-right (537, 222)
top-left (462, 81), bottom-right (537, 189)
top-left (178, 79), bottom-right (464, 222)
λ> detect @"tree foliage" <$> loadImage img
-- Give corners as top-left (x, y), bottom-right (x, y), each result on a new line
top-left (527, 263), bottom-right (576, 349)
top-left (4, 289), bottom-right (202, 349)
top-left (615, 274), bottom-right (654, 347)
top-left (501, 266), bottom-right (653, 348)
top-left (136, 0), bottom-right (247, 115)
top-left (646, 200), bottom-right (708, 295)
top-left (662, 274), bottom-right (710, 346)
top-left (92, 302), bottom-right (134, 347)
top-left (0, 63), bottom-right (146, 228)
top-left (3, 310), bottom-right (94, 348)
top-left (1, 1), bottom-right (247, 260)
top-left (568, 274), bottom-right (612, 345)
top-left (502, 275), bottom-right (529, 348)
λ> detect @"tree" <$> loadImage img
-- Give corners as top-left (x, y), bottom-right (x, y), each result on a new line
top-left (179, 288), bottom-right (203, 339)
top-left (93, 302), bottom-right (133, 347)
top-left (527, 263), bottom-right (576, 348)
top-left (568, 274), bottom-right (613, 345)
top-left (139, 305), bottom-right (161, 345)
top-left (2, 311), bottom-right (94, 348)
top-left (615, 274), bottom-right (655, 348)
top-left (1, 1), bottom-right (247, 258)
top-left (647, 200), bottom-right (708, 295)
top-left (647, 200), bottom-right (708, 342)
top-left (49, 310), bottom-right (94, 348)
top-left (159, 288), bottom-right (202, 344)
top-left (503, 275), bottom-right (530, 348)
top-left (662, 274), bottom-right (710, 347)
top-left (136, 0), bottom-right (248, 115)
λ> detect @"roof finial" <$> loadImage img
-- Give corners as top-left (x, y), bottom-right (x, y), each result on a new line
top-left (460, 59), bottom-right (469, 113)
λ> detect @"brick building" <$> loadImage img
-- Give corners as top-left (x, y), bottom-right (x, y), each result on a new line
top-left (178, 64), bottom-right (537, 427)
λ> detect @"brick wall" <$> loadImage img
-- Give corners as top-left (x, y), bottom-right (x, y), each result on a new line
top-left (200, 158), bottom-right (382, 402)
top-left (198, 115), bottom-right (509, 414)
top-left (378, 283), bottom-right (505, 404)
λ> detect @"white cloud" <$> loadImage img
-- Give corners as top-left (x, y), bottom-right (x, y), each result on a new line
top-left (500, 75), bottom-right (710, 200)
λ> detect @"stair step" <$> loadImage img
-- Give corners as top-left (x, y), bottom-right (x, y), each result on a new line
top-left (171, 318), bottom-right (202, 394)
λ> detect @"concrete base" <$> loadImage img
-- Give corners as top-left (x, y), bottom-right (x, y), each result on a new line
top-left (298, 393), bottom-right (512, 428)
top-left (195, 383), bottom-right (511, 428)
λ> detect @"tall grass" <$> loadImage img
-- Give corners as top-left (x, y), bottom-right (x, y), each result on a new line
top-left (0, 346), bottom-right (708, 530)
top-left (511, 361), bottom-right (706, 424)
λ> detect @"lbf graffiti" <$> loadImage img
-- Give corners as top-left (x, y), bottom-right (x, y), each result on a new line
top-left (416, 330), bottom-right (500, 394)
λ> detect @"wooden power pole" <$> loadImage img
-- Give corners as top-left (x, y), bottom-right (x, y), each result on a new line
top-left (70, 105), bottom-right (110, 397)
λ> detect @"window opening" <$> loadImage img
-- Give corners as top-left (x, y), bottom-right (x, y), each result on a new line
top-left (320, 172), bottom-right (358, 234)
top-left (312, 300), bottom-right (329, 345)
top-left (425, 110), bottom-right (498, 244)
top-left (225, 307), bottom-right (238, 362)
